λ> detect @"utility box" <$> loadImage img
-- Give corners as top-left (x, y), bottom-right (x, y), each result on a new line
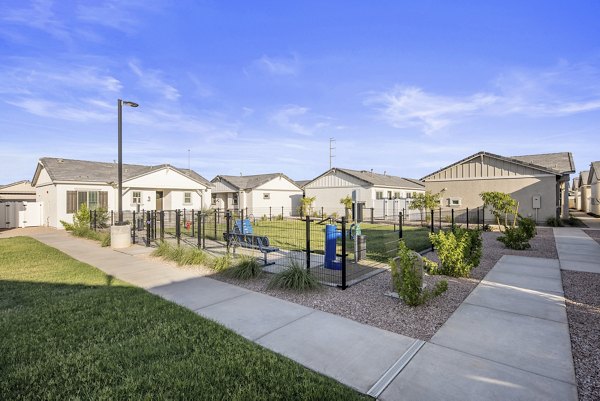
top-left (532, 195), bottom-right (541, 210)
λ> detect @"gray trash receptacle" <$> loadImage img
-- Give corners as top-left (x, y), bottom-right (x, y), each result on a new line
top-left (357, 235), bottom-right (367, 261)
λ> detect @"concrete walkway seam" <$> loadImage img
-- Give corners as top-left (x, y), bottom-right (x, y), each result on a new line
top-left (366, 339), bottom-right (425, 398)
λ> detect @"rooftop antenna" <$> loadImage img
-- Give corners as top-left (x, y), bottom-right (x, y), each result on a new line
top-left (329, 137), bottom-right (336, 169)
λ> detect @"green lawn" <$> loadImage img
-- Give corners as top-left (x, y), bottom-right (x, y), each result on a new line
top-left (0, 237), bottom-right (370, 400)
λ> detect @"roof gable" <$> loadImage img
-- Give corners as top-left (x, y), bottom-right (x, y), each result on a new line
top-left (422, 151), bottom-right (560, 181)
top-left (579, 170), bottom-right (590, 185)
top-left (305, 168), bottom-right (424, 189)
top-left (212, 173), bottom-right (300, 190)
top-left (589, 162), bottom-right (600, 184)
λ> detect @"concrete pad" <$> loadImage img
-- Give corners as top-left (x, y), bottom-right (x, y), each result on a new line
top-left (483, 270), bottom-right (564, 294)
top-left (198, 292), bottom-right (314, 340)
top-left (559, 261), bottom-right (600, 273)
top-left (256, 310), bottom-right (418, 393)
top-left (491, 261), bottom-right (561, 280)
top-left (464, 281), bottom-right (567, 323)
top-left (149, 277), bottom-right (250, 310)
top-left (380, 343), bottom-right (577, 401)
top-left (556, 251), bottom-right (600, 263)
top-left (497, 255), bottom-right (560, 268)
top-left (431, 304), bottom-right (575, 384)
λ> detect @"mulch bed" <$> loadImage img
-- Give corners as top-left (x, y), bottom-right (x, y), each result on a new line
top-left (562, 270), bottom-right (600, 401)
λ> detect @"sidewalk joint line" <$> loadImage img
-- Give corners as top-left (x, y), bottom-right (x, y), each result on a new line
top-left (253, 310), bottom-right (317, 341)
top-left (462, 301), bottom-right (568, 325)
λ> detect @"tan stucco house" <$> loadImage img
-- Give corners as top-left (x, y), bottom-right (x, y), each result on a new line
top-left (0, 180), bottom-right (36, 202)
top-left (303, 167), bottom-right (425, 217)
top-left (577, 171), bottom-right (591, 213)
top-left (422, 151), bottom-right (575, 223)
top-left (210, 173), bottom-right (303, 216)
top-left (32, 157), bottom-right (212, 229)
top-left (588, 162), bottom-right (600, 216)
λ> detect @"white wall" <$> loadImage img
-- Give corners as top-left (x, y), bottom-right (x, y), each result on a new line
top-left (591, 179), bottom-right (600, 216)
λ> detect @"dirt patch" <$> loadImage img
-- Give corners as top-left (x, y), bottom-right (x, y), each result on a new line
top-left (562, 270), bottom-right (600, 401)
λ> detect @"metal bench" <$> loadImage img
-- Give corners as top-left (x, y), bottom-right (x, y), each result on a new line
top-left (223, 219), bottom-right (279, 266)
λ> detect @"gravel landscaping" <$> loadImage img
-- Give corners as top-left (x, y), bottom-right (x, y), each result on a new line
top-left (159, 227), bottom-right (558, 341)
top-left (583, 229), bottom-right (600, 245)
top-left (562, 270), bottom-right (600, 401)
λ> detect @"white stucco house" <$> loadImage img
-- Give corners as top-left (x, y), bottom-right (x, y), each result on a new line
top-left (422, 151), bottom-right (575, 223)
top-left (588, 162), bottom-right (600, 216)
top-left (577, 171), bottom-right (591, 213)
top-left (303, 167), bottom-right (425, 217)
top-left (210, 173), bottom-right (303, 216)
top-left (32, 157), bottom-right (212, 229)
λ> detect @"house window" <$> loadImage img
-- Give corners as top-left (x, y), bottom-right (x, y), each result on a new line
top-left (376, 191), bottom-right (383, 200)
top-left (407, 192), bottom-right (413, 198)
top-left (448, 197), bottom-right (462, 207)
top-left (232, 193), bottom-right (238, 205)
top-left (132, 191), bottom-right (141, 204)
top-left (263, 193), bottom-right (270, 200)
top-left (211, 194), bottom-right (217, 205)
top-left (387, 191), bottom-right (393, 200)
top-left (67, 190), bottom-right (108, 213)
top-left (184, 192), bottom-right (192, 204)
top-left (394, 192), bottom-right (401, 199)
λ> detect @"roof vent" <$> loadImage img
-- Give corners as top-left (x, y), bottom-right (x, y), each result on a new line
top-left (58, 159), bottom-right (64, 163)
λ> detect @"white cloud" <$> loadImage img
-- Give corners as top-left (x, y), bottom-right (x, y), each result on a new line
top-left (2, 0), bottom-right (70, 41)
top-left (129, 61), bottom-right (180, 101)
top-left (252, 54), bottom-right (299, 76)
top-left (270, 105), bottom-right (331, 136)
top-left (369, 61), bottom-right (600, 134)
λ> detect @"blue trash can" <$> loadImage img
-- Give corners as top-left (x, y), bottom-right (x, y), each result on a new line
top-left (325, 224), bottom-right (342, 270)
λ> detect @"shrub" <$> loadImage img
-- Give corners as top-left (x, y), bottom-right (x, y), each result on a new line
top-left (497, 226), bottom-right (531, 250)
top-left (391, 242), bottom-right (447, 306)
top-left (546, 217), bottom-right (564, 227)
top-left (429, 230), bottom-right (473, 277)
top-left (518, 217), bottom-right (537, 240)
top-left (422, 256), bottom-right (439, 274)
top-left (211, 255), bottom-right (232, 271)
top-left (179, 248), bottom-right (211, 266)
top-left (268, 260), bottom-right (319, 291)
top-left (225, 256), bottom-right (262, 280)
top-left (152, 241), bottom-right (174, 258)
top-left (455, 228), bottom-right (482, 268)
top-left (100, 232), bottom-right (111, 247)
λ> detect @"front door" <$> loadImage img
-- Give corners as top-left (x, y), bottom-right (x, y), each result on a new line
top-left (156, 191), bottom-right (164, 210)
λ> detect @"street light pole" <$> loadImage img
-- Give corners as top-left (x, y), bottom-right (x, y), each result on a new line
top-left (117, 98), bottom-right (138, 224)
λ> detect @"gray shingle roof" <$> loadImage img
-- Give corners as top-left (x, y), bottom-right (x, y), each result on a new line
top-left (37, 157), bottom-right (211, 187)
top-left (0, 180), bottom-right (32, 191)
top-left (212, 173), bottom-right (299, 190)
top-left (295, 180), bottom-right (311, 188)
top-left (589, 162), bottom-right (600, 184)
top-left (511, 152), bottom-right (575, 174)
top-left (333, 168), bottom-right (424, 189)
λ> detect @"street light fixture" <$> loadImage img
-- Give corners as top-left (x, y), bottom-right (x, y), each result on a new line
top-left (117, 98), bottom-right (138, 224)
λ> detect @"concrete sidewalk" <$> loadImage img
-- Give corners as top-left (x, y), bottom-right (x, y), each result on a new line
top-left (20, 230), bottom-right (423, 396)
top-left (554, 227), bottom-right (600, 273)
top-left (380, 255), bottom-right (578, 401)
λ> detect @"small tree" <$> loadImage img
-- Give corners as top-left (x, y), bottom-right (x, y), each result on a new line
top-left (299, 196), bottom-right (316, 217)
top-left (409, 191), bottom-right (441, 225)
top-left (340, 195), bottom-right (352, 221)
top-left (480, 191), bottom-right (519, 230)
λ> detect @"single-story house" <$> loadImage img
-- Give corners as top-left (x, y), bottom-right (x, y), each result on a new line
top-left (303, 167), bottom-right (425, 217)
top-left (210, 173), bottom-right (303, 216)
top-left (421, 151), bottom-right (575, 223)
top-left (32, 157), bottom-right (212, 229)
top-left (588, 162), bottom-right (600, 216)
top-left (570, 177), bottom-right (579, 209)
top-left (577, 171), bottom-right (591, 213)
top-left (0, 180), bottom-right (36, 202)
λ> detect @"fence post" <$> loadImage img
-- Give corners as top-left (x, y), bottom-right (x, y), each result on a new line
top-left (145, 211), bottom-right (151, 247)
top-left (183, 208), bottom-right (186, 228)
top-left (482, 206), bottom-right (485, 228)
top-left (399, 212), bottom-right (403, 239)
top-left (321, 207), bottom-right (324, 218)
top-left (191, 209), bottom-right (195, 237)
top-left (451, 208), bottom-right (455, 232)
top-left (477, 207), bottom-right (480, 230)
top-left (439, 207), bottom-right (442, 230)
top-left (341, 217), bottom-right (347, 290)
top-left (132, 211), bottom-right (136, 244)
top-left (282, 206), bottom-right (284, 218)
top-left (175, 209), bottom-right (181, 246)
top-left (159, 211), bottom-right (164, 241)
top-left (202, 212), bottom-right (206, 249)
top-left (306, 216), bottom-right (311, 273)
top-left (466, 208), bottom-right (469, 230)
top-left (213, 209), bottom-right (217, 241)
top-left (225, 211), bottom-right (231, 253)
top-left (370, 207), bottom-right (374, 224)
top-left (240, 209), bottom-right (244, 234)
top-left (197, 211), bottom-right (201, 249)
top-left (269, 206), bottom-right (272, 221)
top-left (430, 209), bottom-right (435, 251)
top-left (111, 210), bottom-right (114, 226)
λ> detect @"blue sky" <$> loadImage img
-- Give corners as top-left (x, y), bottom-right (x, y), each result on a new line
top-left (1, 0), bottom-right (600, 184)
